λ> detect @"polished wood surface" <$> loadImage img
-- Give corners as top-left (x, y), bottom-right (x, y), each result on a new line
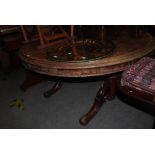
top-left (43, 82), bottom-right (63, 98)
top-left (19, 31), bottom-right (155, 125)
top-left (80, 75), bottom-right (119, 125)
top-left (19, 32), bottom-right (155, 77)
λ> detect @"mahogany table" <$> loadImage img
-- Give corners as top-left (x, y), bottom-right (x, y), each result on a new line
top-left (19, 32), bottom-right (155, 125)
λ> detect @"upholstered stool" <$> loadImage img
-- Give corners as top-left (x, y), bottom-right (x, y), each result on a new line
top-left (117, 57), bottom-right (155, 128)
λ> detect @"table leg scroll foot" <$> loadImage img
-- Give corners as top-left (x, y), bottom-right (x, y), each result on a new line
top-left (79, 82), bottom-right (107, 125)
top-left (79, 99), bottom-right (105, 125)
top-left (44, 82), bottom-right (63, 98)
top-left (79, 76), bottom-right (119, 125)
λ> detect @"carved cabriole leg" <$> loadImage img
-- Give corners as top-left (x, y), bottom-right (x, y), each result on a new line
top-left (79, 75), bottom-right (119, 125)
top-left (44, 82), bottom-right (63, 98)
top-left (79, 78), bottom-right (109, 125)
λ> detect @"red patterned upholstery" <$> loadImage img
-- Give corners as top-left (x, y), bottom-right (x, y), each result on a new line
top-left (121, 57), bottom-right (155, 94)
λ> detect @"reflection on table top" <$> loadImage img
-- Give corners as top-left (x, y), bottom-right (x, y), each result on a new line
top-left (19, 32), bottom-right (155, 77)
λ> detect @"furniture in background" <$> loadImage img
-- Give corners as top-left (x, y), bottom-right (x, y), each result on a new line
top-left (19, 25), bottom-right (43, 91)
top-left (20, 25), bottom-right (71, 91)
top-left (0, 25), bottom-right (23, 72)
top-left (0, 47), bottom-right (10, 71)
top-left (20, 25), bottom-right (106, 92)
top-left (117, 57), bottom-right (155, 128)
top-left (36, 25), bottom-right (70, 47)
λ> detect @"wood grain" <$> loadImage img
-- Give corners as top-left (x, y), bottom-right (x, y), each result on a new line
top-left (19, 32), bottom-right (155, 77)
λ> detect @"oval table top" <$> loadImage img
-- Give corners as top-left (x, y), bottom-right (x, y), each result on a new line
top-left (19, 32), bottom-right (155, 77)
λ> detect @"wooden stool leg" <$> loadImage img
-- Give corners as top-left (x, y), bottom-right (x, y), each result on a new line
top-left (44, 82), bottom-right (63, 98)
